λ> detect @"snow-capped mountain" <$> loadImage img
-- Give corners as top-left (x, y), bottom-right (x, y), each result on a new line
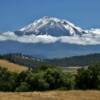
top-left (18, 16), bottom-right (84, 36)
top-left (1, 16), bottom-right (100, 45)
top-left (0, 16), bottom-right (100, 58)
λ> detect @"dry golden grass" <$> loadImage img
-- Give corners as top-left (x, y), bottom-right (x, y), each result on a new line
top-left (0, 91), bottom-right (100, 100)
top-left (0, 59), bottom-right (28, 73)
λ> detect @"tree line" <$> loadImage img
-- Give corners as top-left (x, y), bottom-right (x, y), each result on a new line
top-left (1, 53), bottom-right (100, 68)
top-left (0, 64), bottom-right (100, 92)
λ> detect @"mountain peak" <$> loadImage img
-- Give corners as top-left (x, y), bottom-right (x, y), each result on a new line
top-left (19, 16), bottom-right (83, 36)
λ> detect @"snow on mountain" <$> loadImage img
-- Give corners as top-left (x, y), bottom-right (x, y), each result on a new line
top-left (19, 16), bottom-right (84, 36)
top-left (0, 16), bottom-right (100, 45)
top-left (87, 28), bottom-right (100, 35)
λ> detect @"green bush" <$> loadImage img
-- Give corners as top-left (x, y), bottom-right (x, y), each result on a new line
top-left (0, 67), bottom-right (16, 91)
top-left (43, 67), bottom-right (75, 90)
top-left (25, 72), bottom-right (49, 91)
top-left (15, 82), bottom-right (30, 92)
top-left (76, 63), bottom-right (100, 89)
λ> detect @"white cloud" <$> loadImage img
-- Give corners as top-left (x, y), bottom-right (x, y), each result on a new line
top-left (0, 31), bottom-right (100, 45)
top-left (0, 32), bottom-right (58, 44)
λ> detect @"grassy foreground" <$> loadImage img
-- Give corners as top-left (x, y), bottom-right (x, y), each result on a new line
top-left (0, 91), bottom-right (100, 100)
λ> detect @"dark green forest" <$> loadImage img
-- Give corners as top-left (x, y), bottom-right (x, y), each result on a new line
top-left (0, 63), bottom-right (100, 92)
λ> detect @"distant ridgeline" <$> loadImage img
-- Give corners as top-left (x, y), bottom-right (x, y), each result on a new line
top-left (0, 53), bottom-right (100, 67)
top-left (0, 53), bottom-right (44, 68)
top-left (46, 53), bottom-right (100, 67)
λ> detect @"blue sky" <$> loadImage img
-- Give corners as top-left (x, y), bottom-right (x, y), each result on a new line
top-left (0, 0), bottom-right (100, 32)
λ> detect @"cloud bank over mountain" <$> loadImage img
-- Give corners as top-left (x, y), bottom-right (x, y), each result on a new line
top-left (0, 31), bottom-right (100, 45)
top-left (0, 17), bottom-right (100, 45)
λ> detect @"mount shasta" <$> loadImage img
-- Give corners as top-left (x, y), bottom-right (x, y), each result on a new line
top-left (0, 16), bottom-right (100, 58)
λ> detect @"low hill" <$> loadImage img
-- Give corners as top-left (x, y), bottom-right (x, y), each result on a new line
top-left (0, 53), bottom-right (44, 68)
top-left (1, 53), bottom-right (100, 68)
top-left (0, 59), bottom-right (28, 72)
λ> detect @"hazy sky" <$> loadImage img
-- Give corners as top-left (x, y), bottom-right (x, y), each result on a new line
top-left (0, 0), bottom-right (100, 32)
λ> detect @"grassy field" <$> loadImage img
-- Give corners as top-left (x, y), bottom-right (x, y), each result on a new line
top-left (0, 59), bottom-right (81, 73)
top-left (0, 59), bottom-right (28, 73)
top-left (0, 91), bottom-right (100, 100)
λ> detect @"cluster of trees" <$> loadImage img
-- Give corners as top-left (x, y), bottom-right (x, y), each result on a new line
top-left (76, 64), bottom-right (100, 89)
top-left (0, 65), bottom-right (75, 92)
top-left (0, 64), bottom-right (100, 92)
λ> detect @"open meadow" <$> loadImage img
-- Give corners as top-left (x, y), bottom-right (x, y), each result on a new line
top-left (0, 91), bottom-right (100, 100)
top-left (0, 59), bottom-right (28, 73)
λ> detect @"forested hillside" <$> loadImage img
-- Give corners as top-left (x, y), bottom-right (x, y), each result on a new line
top-left (0, 53), bottom-right (100, 67)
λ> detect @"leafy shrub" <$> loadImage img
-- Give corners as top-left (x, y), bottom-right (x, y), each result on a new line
top-left (76, 63), bottom-right (100, 89)
top-left (15, 82), bottom-right (30, 92)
